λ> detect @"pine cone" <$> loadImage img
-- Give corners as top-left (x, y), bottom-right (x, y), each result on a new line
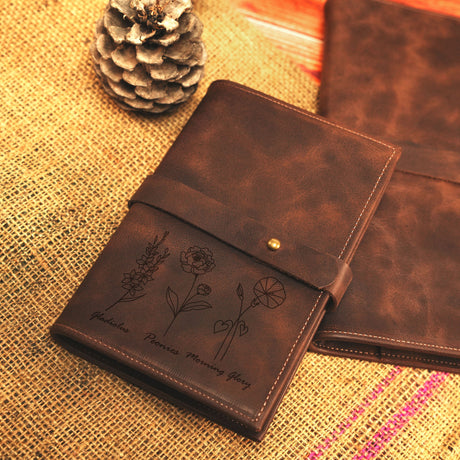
top-left (90, 0), bottom-right (206, 113)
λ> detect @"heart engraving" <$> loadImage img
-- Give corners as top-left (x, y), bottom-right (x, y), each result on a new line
top-left (239, 321), bottom-right (249, 336)
top-left (214, 277), bottom-right (286, 361)
top-left (214, 320), bottom-right (232, 333)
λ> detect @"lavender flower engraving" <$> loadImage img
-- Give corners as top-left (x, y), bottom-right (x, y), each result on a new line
top-left (214, 277), bottom-right (286, 361)
top-left (164, 246), bottom-right (215, 336)
top-left (105, 231), bottom-right (170, 311)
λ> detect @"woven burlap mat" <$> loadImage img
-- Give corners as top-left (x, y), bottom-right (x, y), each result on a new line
top-left (1, 0), bottom-right (459, 458)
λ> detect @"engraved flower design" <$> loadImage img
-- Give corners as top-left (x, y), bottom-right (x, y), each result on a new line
top-left (164, 246), bottom-right (215, 335)
top-left (121, 269), bottom-right (152, 296)
top-left (106, 232), bottom-right (170, 310)
top-left (213, 277), bottom-right (287, 361)
top-left (253, 277), bottom-right (286, 309)
top-left (197, 283), bottom-right (211, 296)
top-left (180, 246), bottom-right (215, 275)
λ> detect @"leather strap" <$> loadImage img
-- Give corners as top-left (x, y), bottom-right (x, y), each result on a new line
top-left (395, 142), bottom-right (460, 184)
top-left (129, 174), bottom-right (352, 308)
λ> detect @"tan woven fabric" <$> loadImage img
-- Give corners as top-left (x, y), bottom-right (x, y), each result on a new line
top-left (1, 0), bottom-right (459, 458)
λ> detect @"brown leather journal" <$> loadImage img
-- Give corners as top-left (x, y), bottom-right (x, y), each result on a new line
top-left (51, 80), bottom-right (399, 440)
top-left (311, 0), bottom-right (460, 373)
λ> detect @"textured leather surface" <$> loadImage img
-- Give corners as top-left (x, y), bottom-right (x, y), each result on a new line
top-left (313, 0), bottom-right (460, 373)
top-left (129, 174), bottom-right (353, 306)
top-left (51, 80), bottom-right (399, 439)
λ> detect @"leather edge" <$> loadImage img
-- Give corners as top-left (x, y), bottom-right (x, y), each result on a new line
top-left (311, 330), bottom-right (460, 374)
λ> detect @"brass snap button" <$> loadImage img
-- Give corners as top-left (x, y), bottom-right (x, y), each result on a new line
top-left (267, 238), bottom-right (281, 251)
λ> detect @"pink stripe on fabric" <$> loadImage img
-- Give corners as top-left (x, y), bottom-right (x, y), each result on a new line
top-left (305, 367), bottom-right (402, 460)
top-left (353, 372), bottom-right (449, 460)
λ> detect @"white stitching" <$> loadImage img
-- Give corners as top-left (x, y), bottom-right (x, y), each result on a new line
top-left (255, 293), bottom-right (323, 420)
top-left (56, 324), bottom-right (253, 422)
top-left (380, 351), bottom-right (460, 367)
top-left (315, 342), bottom-right (459, 367)
top-left (338, 150), bottom-right (396, 258)
top-left (60, 82), bottom-right (399, 424)
top-left (221, 82), bottom-right (398, 419)
top-left (218, 82), bottom-right (398, 260)
top-left (320, 330), bottom-right (460, 353)
top-left (218, 82), bottom-right (397, 151)
top-left (314, 343), bottom-right (372, 356)
top-left (226, 84), bottom-right (459, 375)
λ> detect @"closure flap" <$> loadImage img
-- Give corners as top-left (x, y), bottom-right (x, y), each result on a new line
top-left (129, 174), bottom-right (352, 308)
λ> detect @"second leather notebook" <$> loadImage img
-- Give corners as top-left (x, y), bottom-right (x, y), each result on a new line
top-left (51, 80), bottom-right (399, 440)
top-left (312, 0), bottom-right (460, 374)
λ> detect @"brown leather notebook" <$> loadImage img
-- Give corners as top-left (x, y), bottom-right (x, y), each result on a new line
top-left (311, 0), bottom-right (460, 373)
top-left (51, 80), bottom-right (399, 440)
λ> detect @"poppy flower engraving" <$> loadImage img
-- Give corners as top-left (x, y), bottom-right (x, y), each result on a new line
top-left (164, 246), bottom-right (215, 336)
top-left (214, 277), bottom-right (287, 361)
top-left (180, 246), bottom-right (216, 275)
top-left (253, 277), bottom-right (286, 309)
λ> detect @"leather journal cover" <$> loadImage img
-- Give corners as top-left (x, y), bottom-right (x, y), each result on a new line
top-left (312, 0), bottom-right (460, 373)
top-left (50, 80), bottom-right (399, 440)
